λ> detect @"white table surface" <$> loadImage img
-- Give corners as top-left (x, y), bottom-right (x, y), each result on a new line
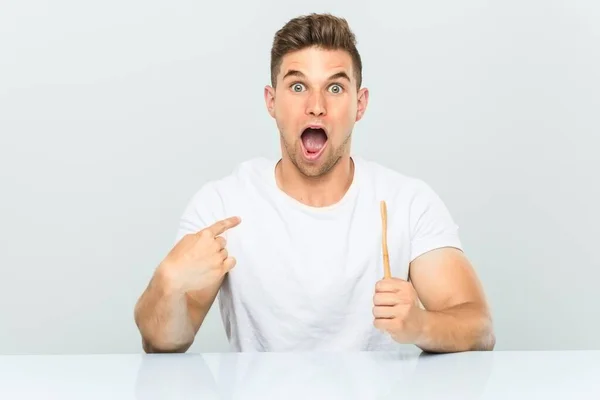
top-left (1, 350), bottom-right (599, 399)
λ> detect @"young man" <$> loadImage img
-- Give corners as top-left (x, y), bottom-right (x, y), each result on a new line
top-left (134, 13), bottom-right (496, 353)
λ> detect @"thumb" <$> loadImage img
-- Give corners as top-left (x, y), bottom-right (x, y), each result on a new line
top-left (376, 276), bottom-right (408, 292)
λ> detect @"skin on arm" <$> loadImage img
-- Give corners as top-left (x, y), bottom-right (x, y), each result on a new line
top-left (408, 246), bottom-right (496, 352)
top-left (134, 216), bottom-right (241, 353)
top-left (134, 276), bottom-right (222, 353)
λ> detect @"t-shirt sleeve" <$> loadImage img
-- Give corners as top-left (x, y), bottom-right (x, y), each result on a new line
top-left (174, 181), bottom-right (224, 245)
top-left (409, 180), bottom-right (463, 262)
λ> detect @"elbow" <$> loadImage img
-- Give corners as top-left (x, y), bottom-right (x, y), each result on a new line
top-left (483, 326), bottom-right (496, 351)
top-left (473, 314), bottom-right (496, 351)
top-left (141, 337), bottom-right (193, 354)
top-left (475, 331), bottom-right (496, 351)
top-left (134, 308), bottom-right (193, 354)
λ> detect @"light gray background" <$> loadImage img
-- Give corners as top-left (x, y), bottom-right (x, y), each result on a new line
top-left (1, 0), bottom-right (598, 354)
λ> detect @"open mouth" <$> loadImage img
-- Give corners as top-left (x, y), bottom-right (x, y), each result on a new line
top-left (300, 127), bottom-right (328, 160)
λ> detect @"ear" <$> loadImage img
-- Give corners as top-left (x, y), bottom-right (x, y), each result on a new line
top-left (355, 87), bottom-right (369, 122)
top-left (264, 85), bottom-right (276, 118)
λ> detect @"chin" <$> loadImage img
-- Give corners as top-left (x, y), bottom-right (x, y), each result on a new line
top-left (297, 164), bottom-right (326, 178)
top-left (294, 150), bottom-right (340, 178)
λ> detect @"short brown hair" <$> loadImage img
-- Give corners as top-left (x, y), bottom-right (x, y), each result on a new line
top-left (270, 13), bottom-right (363, 90)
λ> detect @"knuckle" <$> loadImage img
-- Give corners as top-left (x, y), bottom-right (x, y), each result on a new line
top-left (221, 219), bottom-right (231, 229)
top-left (199, 229), bottom-right (212, 240)
top-left (182, 233), bottom-right (195, 241)
top-left (214, 254), bottom-right (225, 266)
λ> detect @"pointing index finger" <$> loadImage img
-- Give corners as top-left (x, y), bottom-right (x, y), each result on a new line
top-left (206, 216), bottom-right (242, 236)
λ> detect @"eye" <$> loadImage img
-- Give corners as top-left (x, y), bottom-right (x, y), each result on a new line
top-left (291, 83), bottom-right (305, 92)
top-left (328, 84), bottom-right (344, 94)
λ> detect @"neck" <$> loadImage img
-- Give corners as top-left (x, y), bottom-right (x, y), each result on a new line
top-left (275, 155), bottom-right (355, 207)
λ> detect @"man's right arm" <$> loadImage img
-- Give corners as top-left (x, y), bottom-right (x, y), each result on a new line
top-left (133, 270), bottom-right (222, 353)
top-left (133, 215), bottom-right (241, 353)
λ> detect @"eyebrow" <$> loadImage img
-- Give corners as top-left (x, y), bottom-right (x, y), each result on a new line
top-left (282, 70), bottom-right (351, 82)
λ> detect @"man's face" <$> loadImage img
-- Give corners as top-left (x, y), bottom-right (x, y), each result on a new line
top-left (265, 46), bottom-right (369, 177)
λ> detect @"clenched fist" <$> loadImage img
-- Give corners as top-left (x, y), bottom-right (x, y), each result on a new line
top-left (373, 277), bottom-right (425, 344)
top-left (157, 216), bottom-right (241, 293)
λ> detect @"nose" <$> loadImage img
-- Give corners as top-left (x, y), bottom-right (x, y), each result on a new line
top-left (305, 91), bottom-right (326, 117)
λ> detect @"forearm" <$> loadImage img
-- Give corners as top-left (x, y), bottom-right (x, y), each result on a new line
top-left (415, 302), bottom-right (495, 353)
top-left (134, 270), bottom-right (205, 353)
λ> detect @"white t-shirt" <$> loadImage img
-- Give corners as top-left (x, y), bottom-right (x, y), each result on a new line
top-left (175, 156), bottom-right (462, 352)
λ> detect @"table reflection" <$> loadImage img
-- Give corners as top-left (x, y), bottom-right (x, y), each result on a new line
top-left (135, 350), bottom-right (493, 399)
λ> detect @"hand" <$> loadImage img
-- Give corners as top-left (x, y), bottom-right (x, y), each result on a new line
top-left (373, 277), bottom-right (425, 344)
top-left (157, 216), bottom-right (241, 293)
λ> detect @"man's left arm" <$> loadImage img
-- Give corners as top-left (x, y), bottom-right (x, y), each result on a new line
top-left (413, 245), bottom-right (496, 352)
top-left (374, 246), bottom-right (496, 353)
top-left (373, 179), bottom-right (495, 353)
